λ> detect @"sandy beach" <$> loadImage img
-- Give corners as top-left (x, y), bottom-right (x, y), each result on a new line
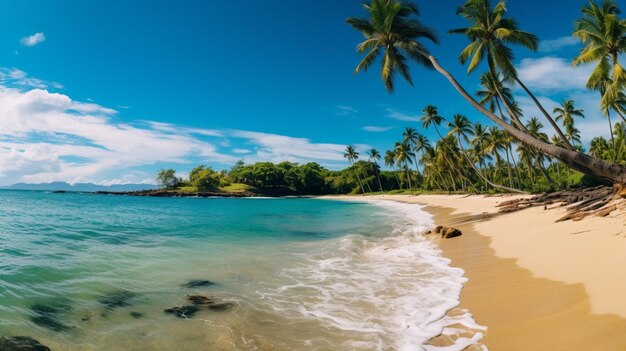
top-left (328, 194), bottom-right (626, 350)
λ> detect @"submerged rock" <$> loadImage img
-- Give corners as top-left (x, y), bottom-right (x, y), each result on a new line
top-left (0, 336), bottom-right (51, 351)
top-left (441, 227), bottom-right (462, 239)
top-left (29, 304), bottom-right (72, 332)
top-left (163, 305), bottom-right (200, 318)
top-left (98, 290), bottom-right (136, 310)
top-left (207, 302), bottom-right (236, 312)
top-left (182, 280), bottom-right (215, 288)
top-left (129, 311), bottom-right (143, 319)
top-left (186, 295), bottom-right (214, 305)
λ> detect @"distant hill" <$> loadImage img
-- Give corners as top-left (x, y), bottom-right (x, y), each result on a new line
top-left (1, 182), bottom-right (159, 192)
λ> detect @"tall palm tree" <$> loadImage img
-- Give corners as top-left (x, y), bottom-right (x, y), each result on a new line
top-left (450, 0), bottom-right (572, 149)
top-left (343, 145), bottom-right (366, 193)
top-left (553, 100), bottom-right (585, 139)
top-left (476, 71), bottom-right (520, 126)
top-left (367, 148), bottom-right (384, 191)
top-left (394, 142), bottom-right (415, 194)
top-left (573, 0), bottom-right (626, 107)
top-left (402, 127), bottom-right (422, 177)
top-left (384, 149), bottom-right (402, 188)
top-left (347, 0), bottom-right (626, 184)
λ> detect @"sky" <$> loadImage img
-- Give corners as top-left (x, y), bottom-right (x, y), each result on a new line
top-left (0, 0), bottom-right (617, 185)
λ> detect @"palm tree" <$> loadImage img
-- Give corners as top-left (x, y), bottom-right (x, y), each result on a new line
top-left (476, 72), bottom-right (520, 126)
top-left (553, 100), bottom-right (585, 139)
top-left (347, 0), bottom-right (626, 184)
top-left (573, 0), bottom-right (626, 108)
top-left (367, 148), bottom-right (384, 191)
top-left (590, 136), bottom-right (609, 158)
top-left (343, 145), bottom-right (365, 193)
top-left (402, 127), bottom-right (422, 177)
top-left (384, 149), bottom-right (402, 188)
top-left (450, 0), bottom-right (572, 149)
top-left (394, 142), bottom-right (415, 194)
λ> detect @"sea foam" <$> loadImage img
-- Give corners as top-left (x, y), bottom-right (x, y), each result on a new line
top-left (258, 199), bottom-right (487, 350)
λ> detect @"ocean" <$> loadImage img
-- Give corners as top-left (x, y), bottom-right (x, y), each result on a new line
top-left (0, 190), bottom-right (484, 350)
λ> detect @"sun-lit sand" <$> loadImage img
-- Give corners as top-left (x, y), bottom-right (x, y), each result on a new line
top-left (327, 194), bottom-right (626, 350)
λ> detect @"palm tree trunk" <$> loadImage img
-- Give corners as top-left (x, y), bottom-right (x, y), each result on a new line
top-left (613, 107), bottom-right (626, 124)
top-left (608, 110), bottom-right (616, 162)
top-left (504, 148), bottom-right (514, 188)
top-left (374, 163), bottom-right (383, 192)
top-left (514, 77), bottom-right (574, 151)
top-left (405, 164), bottom-right (413, 195)
top-left (351, 161), bottom-right (365, 194)
top-left (427, 55), bottom-right (626, 185)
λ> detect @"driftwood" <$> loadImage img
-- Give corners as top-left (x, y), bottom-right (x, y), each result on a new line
top-left (497, 185), bottom-right (624, 222)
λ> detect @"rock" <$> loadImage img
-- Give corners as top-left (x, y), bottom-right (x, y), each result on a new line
top-left (207, 302), bottom-right (236, 312)
top-left (186, 295), bottom-right (214, 305)
top-left (28, 304), bottom-right (71, 332)
top-left (163, 305), bottom-right (200, 318)
top-left (182, 280), bottom-right (215, 288)
top-left (441, 227), bottom-right (462, 239)
top-left (434, 225), bottom-right (444, 234)
top-left (129, 311), bottom-right (143, 319)
top-left (0, 336), bottom-right (51, 351)
top-left (98, 290), bottom-right (136, 310)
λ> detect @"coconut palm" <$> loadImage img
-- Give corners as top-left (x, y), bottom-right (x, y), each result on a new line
top-left (384, 149), bottom-right (402, 188)
top-left (394, 142), bottom-right (415, 194)
top-left (348, 0), bottom-right (626, 184)
top-left (367, 148), bottom-right (384, 191)
top-left (476, 72), bottom-right (519, 126)
top-left (553, 100), bottom-right (585, 140)
top-left (573, 0), bottom-right (626, 107)
top-left (402, 127), bottom-right (422, 177)
top-left (450, 0), bottom-right (572, 149)
top-left (343, 145), bottom-right (366, 193)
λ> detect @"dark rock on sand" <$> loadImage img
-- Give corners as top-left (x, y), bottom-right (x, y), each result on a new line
top-left (0, 336), bottom-right (51, 351)
top-left (129, 311), bottom-right (143, 319)
top-left (207, 302), bottom-right (236, 312)
top-left (434, 225), bottom-right (444, 234)
top-left (98, 290), bottom-right (136, 310)
top-left (441, 227), bottom-right (462, 239)
top-left (28, 304), bottom-right (71, 332)
top-left (182, 280), bottom-right (215, 288)
top-left (186, 295), bottom-right (214, 305)
top-left (163, 306), bottom-right (200, 318)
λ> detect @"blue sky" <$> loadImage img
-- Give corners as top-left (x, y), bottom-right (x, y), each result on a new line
top-left (0, 0), bottom-right (613, 185)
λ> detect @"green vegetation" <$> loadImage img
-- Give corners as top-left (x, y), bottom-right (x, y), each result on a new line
top-left (346, 0), bottom-right (626, 186)
top-left (157, 0), bottom-right (626, 197)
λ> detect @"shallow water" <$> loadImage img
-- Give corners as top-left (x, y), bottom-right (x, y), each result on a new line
top-left (0, 190), bottom-right (483, 350)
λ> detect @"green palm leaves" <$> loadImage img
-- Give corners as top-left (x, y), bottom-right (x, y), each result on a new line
top-left (347, 0), bottom-right (438, 91)
top-left (450, 0), bottom-right (538, 80)
top-left (573, 0), bottom-right (626, 107)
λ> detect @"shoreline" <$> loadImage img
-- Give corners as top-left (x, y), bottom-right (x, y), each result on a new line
top-left (325, 194), bottom-right (626, 350)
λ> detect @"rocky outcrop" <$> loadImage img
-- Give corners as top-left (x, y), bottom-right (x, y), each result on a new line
top-left (441, 227), bottom-right (462, 239)
top-left (182, 280), bottom-right (215, 288)
top-left (0, 336), bottom-right (51, 351)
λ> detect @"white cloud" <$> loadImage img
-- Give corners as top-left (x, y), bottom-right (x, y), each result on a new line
top-left (232, 148), bottom-right (251, 154)
top-left (539, 36), bottom-right (580, 53)
top-left (0, 68), bottom-right (63, 89)
top-left (0, 69), bottom-right (368, 184)
top-left (385, 108), bottom-right (422, 122)
top-left (516, 56), bottom-right (592, 93)
top-left (231, 130), bottom-right (349, 165)
top-left (20, 32), bottom-right (46, 47)
top-left (362, 125), bottom-right (392, 132)
top-left (336, 105), bottom-right (357, 116)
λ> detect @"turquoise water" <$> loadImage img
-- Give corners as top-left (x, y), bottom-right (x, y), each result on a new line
top-left (0, 190), bottom-right (483, 350)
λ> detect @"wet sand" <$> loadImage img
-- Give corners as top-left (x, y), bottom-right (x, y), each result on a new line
top-left (331, 194), bottom-right (626, 350)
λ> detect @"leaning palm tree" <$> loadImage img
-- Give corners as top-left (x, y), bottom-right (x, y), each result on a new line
top-left (573, 0), bottom-right (626, 108)
top-left (394, 142), bottom-right (415, 194)
top-left (343, 145), bottom-right (366, 193)
top-left (402, 127), bottom-right (422, 177)
top-left (553, 100), bottom-right (585, 138)
top-left (449, 114), bottom-right (521, 191)
top-left (367, 148), bottom-right (384, 191)
top-left (450, 0), bottom-right (572, 149)
top-left (347, 0), bottom-right (626, 184)
top-left (384, 149), bottom-right (402, 188)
